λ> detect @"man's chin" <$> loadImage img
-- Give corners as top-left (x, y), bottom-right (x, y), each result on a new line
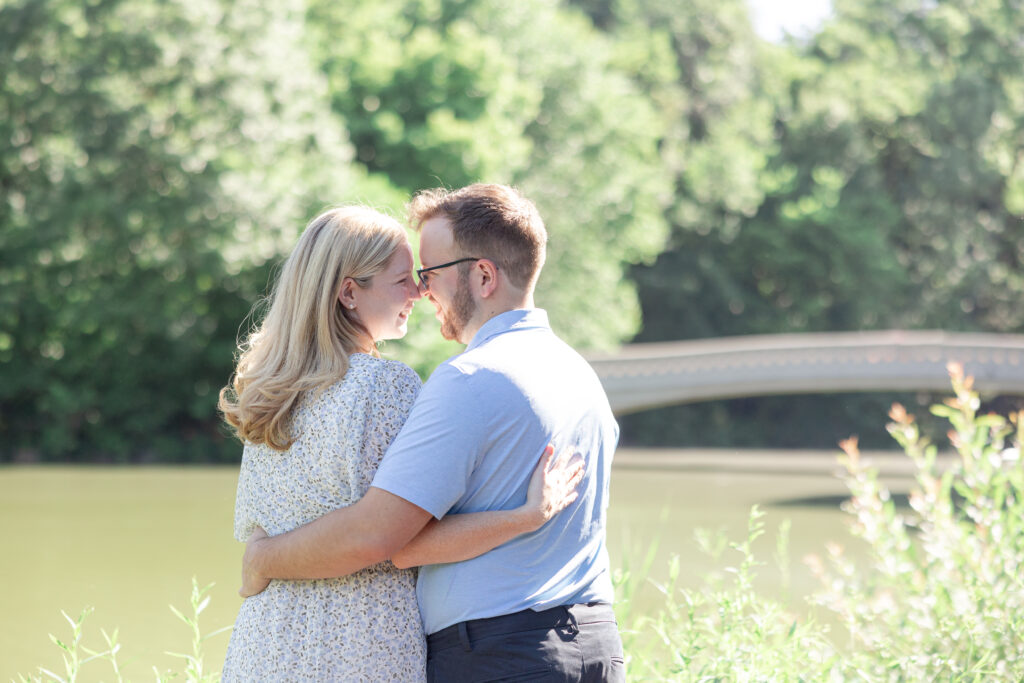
top-left (439, 320), bottom-right (462, 342)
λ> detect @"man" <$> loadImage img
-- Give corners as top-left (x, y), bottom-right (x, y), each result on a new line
top-left (241, 184), bottom-right (624, 681)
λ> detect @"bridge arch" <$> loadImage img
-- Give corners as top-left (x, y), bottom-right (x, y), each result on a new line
top-left (583, 330), bottom-right (1024, 415)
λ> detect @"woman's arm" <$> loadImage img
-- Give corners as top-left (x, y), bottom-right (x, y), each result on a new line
top-left (390, 444), bottom-right (584, 569)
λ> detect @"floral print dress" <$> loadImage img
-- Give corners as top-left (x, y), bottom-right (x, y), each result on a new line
top-left (222, 354), bottom-right (426, 682)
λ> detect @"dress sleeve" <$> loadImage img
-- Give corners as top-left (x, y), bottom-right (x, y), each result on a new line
top-left (352, 360), bottom-right (422, 498)
top-left (232, 447), bottom-right (258, 542)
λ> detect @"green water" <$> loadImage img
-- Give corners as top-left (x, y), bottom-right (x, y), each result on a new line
top-left (1, 450), bottom-right (905, 681)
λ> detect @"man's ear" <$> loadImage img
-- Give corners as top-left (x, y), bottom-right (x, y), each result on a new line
top-left (338, 277), bottom-right (359, 310)
top-left (476, 259), bottom-right (499, 299)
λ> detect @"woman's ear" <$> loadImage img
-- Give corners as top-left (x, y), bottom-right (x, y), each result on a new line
top-left (338, 277), bottom-right (358, 311)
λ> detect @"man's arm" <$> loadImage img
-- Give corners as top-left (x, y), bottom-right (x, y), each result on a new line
top-left (240, 487), bottom-right (432, 596)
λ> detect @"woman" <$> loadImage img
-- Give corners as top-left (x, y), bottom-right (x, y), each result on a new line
top-left (217, 206), bottom-right (580, 681)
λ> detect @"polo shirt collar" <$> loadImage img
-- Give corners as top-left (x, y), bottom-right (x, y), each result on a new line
top-left (465, 308), bottom-right (549, 352)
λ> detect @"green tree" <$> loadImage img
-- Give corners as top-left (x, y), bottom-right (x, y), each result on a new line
top-left (306, 0), bottom-right (670, 377)
top-left (1, 0), bottom-right (673, 461)
top-left (630, 0), bottom-right (1024, 343)
top-left (615, 0), bottom-right (1024, 448)
top-left (0, 0), bottom-right (393, 461)
top-left (823, 0), bottom-right (1024, 331)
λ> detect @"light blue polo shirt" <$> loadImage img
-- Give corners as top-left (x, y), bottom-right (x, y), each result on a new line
top-left (370, 308), bottom-right (619, 635)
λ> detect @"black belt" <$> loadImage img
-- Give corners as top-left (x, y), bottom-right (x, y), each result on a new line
top-left (427, 603), bottom-right (615, 653)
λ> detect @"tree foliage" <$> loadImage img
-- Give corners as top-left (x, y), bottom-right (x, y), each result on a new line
top-left (2, 0), bottom-right (1022, 460)
top-left (0, 0), bottom-right (385, 461)
top-left (307, 0), bottom-right (670, 364)
top-left (619, 0), bottom-right (1024, 448)
top-left (1, 0), bottom-right (668, 460)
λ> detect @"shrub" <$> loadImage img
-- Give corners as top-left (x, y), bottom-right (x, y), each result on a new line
top-left (615, 507), bottom-right (840, 681)
top-left (807, 362), bottom-right (1024, 680)
top-left (618, 363), bottom-right (1024, 680)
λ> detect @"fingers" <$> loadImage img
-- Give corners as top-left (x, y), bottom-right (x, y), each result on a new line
top-left (239, 530), bottom-right (270, 597)
top-left (539, 443), bottom-right (555, 468)
top-left (566, 460), bottom-right (585, 489)
top-left (528, 444), bottom-right (557, 492)
top-left (529, 442), bottom-right (587, 521)
top-left (238, 574), bottom-right (270, 598)
top-left (546, 447), bottom-right (585, 515)
top-left (550, 449), bottom-right (585, 478)
top-left (554, 443), bottom-right (576, 464)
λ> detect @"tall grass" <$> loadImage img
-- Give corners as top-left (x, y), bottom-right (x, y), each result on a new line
top-left (16, 578), bottom-right (229, 683)
top-left (18, 365), bottom-right (1024, 681)
top-left (614, 506), bottom-right (841, 680)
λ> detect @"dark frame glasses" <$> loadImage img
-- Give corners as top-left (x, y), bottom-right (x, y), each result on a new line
top-left (416, 257), bottom-right (482, 290)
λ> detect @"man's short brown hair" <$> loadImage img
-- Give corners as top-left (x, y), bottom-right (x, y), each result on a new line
top-left (407, 184), bottom-right (548, 290)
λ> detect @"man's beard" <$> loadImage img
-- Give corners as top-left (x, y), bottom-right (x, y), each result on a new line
top-left (439, 268), bottom-right (476, 342)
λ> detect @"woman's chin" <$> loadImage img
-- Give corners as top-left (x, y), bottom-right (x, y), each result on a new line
top-left (373, 327), bottom-right (408, 345)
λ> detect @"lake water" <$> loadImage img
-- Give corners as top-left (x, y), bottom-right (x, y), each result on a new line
top-left (0, 449), bottom-right (913, 681)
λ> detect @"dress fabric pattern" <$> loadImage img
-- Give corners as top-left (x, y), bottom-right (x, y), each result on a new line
top-left (222, 354), bottom-right (426, 682)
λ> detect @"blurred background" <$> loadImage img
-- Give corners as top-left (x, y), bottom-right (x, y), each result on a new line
top-left (2, 0), bottom-right (1023, 677)
top-left (4, 0), bottom-right (1023, 464)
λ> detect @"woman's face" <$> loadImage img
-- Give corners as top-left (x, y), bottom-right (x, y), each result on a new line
top-left (350, 241), bottom-right (421, 345)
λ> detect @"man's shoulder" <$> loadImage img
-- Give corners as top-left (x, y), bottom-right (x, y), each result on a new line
top-left (448, 326), bottom-right (596, 386)
top-left (431, 344), bottom-right (499, 378)
top-left (493, 326), bottom-right (592, 371)
top-left (418, 356), bottom-right (490, 406)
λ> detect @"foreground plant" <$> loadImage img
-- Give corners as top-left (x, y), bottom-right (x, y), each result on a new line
top-left (160, 578), bottom-right (232, 683)
top-left (14, 607), bottom-right (121, 683)
top-left (809, 363), bottom-right (1024, 680)
top-left (616, 507), bottom-right (839, 681)
top-left (16, 578), bottom-right (230, 683)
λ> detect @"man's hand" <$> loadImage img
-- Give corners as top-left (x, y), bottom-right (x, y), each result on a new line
top-left (239, 526), bottom-right (271, 598)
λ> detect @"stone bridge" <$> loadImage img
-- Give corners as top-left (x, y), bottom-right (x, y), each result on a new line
top-left (583, 330), bottom-right (1024, 415)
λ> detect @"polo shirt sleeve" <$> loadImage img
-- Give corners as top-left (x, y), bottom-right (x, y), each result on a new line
top-left (370, 361), bottom-right (486, 519)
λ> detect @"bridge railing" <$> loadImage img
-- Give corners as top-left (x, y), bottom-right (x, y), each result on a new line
top-left (583, 330), bottom-right (1024, 415)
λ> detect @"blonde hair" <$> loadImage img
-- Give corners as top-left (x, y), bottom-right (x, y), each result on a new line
top-left (219, 206), bottom-right (407, 450)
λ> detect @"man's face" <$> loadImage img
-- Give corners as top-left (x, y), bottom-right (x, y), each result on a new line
top-left (419, 216), bottom-right (477, 343)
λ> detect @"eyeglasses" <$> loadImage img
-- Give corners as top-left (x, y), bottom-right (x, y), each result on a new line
top-left (416, 257), bottom-right (482, 291)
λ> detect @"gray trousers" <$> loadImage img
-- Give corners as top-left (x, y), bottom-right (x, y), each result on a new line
top-left (426, 603), bottom-right (625, 682)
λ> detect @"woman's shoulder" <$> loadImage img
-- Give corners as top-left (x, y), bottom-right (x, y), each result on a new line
top-left (348, 354), bottom-right (422, 388)
top-left (293, 357), bottom-right (418, 427)
top-left (314, 355), bottom-right (420, 405)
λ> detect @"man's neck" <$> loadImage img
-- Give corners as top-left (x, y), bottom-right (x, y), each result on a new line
top-left (460, 292), bottom-right (535, 344)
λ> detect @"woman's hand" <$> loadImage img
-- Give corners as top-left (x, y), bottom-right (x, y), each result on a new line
top-left (522, 443), bottom-right (586, 530)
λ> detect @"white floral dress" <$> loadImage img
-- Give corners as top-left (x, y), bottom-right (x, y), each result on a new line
top-left (222, 354), bottom-right (426, 682)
